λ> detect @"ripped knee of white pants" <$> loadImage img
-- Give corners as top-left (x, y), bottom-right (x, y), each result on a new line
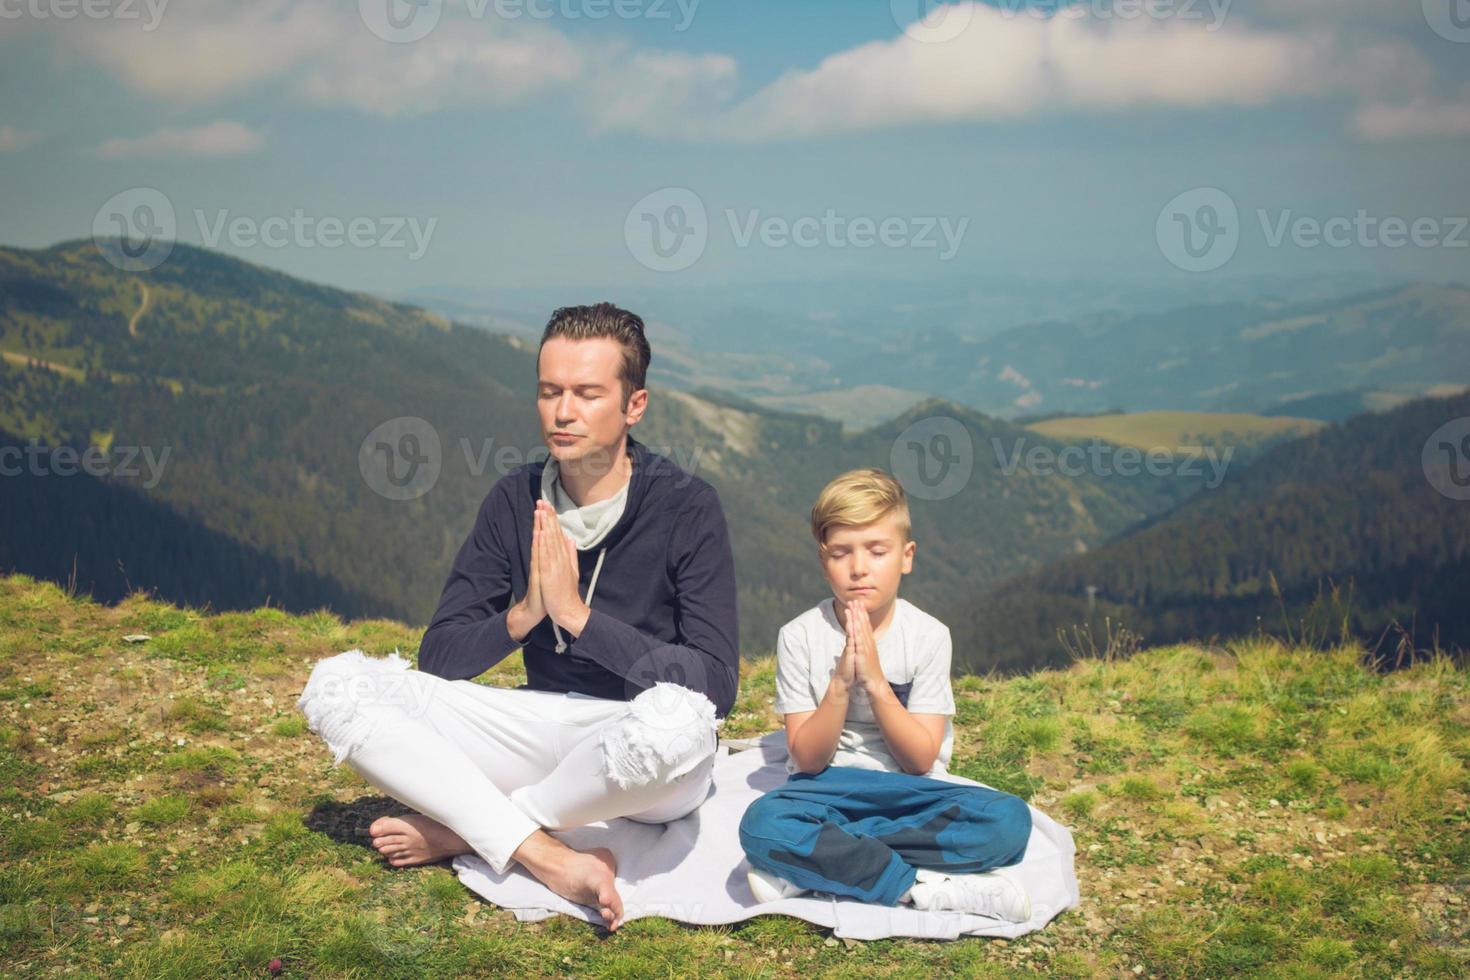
top-left (295, 648), bottom-right (420, 766)
top-left (600, 682), bottom-right (722, 791)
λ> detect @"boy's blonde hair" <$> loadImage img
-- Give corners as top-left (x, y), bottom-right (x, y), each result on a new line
top-left (810, 468), bottom-right (912, 552)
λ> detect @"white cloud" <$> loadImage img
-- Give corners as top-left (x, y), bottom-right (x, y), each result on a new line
top-left (68, 0), bottom-right (335, 104)
top-left (1241, 0), bottom-right (1423, 27)
top-left (1352, 88), bottom-right (1470, 141)
top-left (0, 126), bottom-right (43, 152)
top-left (656, 7), bottom-right (1437, 142)
top-left (580, 46), bottom-right (739, 135)
top-left (296, 21), bottom-right (587, 117)
top-left (22, 0), bottom-right (1465, 144)
top-left (43, 0), bottom-right (728, 123)
top-left (97, 121), bottom-right (265, 159)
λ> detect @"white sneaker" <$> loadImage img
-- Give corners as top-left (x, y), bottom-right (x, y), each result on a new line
top-left (746, 866), bottom-right (810, 903)
top-left (907, 866), bottom-right (1032, 922)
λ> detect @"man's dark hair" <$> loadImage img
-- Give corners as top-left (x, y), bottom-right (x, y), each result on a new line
top-left (539, 302), bottom-right (651, 409)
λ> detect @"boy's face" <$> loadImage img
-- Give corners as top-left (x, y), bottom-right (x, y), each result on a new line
top-left (819, 514), bottom-right (916, 613)
top-left (537, 336), bottom-right (647, 472)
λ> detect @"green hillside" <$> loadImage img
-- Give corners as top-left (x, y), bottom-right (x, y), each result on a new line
top-left (1, 575), bottom-right (1465, 976)
top-left (954, 391), bottom-right (1470, 674)
top-left (874, 283), bottom-right (1470, 419)
top-left (1026, 411), bottom-right (1325, 460)
top-left (0, 241), bottom-right (1197, 665)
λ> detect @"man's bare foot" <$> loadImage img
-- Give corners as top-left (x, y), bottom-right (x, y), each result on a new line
top-left (368, 813), bottom-right (472, 868)
top-left (513, 830), bottom-right (624, 930)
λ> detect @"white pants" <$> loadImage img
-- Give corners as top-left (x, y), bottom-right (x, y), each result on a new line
top-left (295, 649), bottom-right (719, 875)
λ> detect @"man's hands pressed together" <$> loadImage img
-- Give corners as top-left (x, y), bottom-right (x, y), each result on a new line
top-left (507, 500), bottom-right (590, 645)
top-left (535, 499), bottom-right (592, 639)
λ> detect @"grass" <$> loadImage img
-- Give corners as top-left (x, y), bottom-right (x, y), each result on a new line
top-left (0, 571), bottom-right (1466, 977)
top-left (1024, 410), bottom-right (1326, 456)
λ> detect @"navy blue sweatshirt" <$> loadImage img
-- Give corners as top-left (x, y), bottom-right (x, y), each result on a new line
top-left (416, 433), bottom-right (741, 718)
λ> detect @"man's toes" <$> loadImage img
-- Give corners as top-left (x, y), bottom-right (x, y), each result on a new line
top-left (598, 881), bottom-right (624, 928)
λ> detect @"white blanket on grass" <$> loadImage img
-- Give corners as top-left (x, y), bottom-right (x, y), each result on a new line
top-left (453, 730), bottom-right (1080, 941)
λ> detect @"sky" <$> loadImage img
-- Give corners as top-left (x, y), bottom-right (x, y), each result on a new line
top-left (1, 0), bottom-right (1468, 295)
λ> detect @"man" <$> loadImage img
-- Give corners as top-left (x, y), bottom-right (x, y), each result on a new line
top-left (296, 303), bottom-right (740, 930)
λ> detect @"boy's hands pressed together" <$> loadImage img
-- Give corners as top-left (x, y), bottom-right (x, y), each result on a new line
top-left (849, 598), bottom-right (946, 775)
top-left (846, 599), bottom-right (892, 701)
top-left (784, 600), bottom-right (867, 775)
top-left (831, 604), bottom-right (859, 693)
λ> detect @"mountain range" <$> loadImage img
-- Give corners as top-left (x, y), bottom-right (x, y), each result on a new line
top-left (2, 241), bottom-right (1204, 659)
top-left (3, 240), bottom-right (1465, 670)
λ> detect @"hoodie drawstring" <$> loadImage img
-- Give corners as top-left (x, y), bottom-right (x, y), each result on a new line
top-left (554, 546), bottom-right (607, 654)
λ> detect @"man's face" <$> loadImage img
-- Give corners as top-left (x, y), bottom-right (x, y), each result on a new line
top-left (819, 514), bottom-right (915, 614)
top-left (537, 336), bottom-right (646, 474)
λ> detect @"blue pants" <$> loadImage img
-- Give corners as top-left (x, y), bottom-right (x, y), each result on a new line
top-left (739, 766), bottom-right (1032, 906)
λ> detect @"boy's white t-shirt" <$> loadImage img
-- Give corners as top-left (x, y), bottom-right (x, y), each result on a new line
top-left (772, 596), bottom-right (956, 776)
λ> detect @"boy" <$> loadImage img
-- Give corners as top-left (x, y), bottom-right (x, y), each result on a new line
top-left (738, 468), bottom-right (1034, 921)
